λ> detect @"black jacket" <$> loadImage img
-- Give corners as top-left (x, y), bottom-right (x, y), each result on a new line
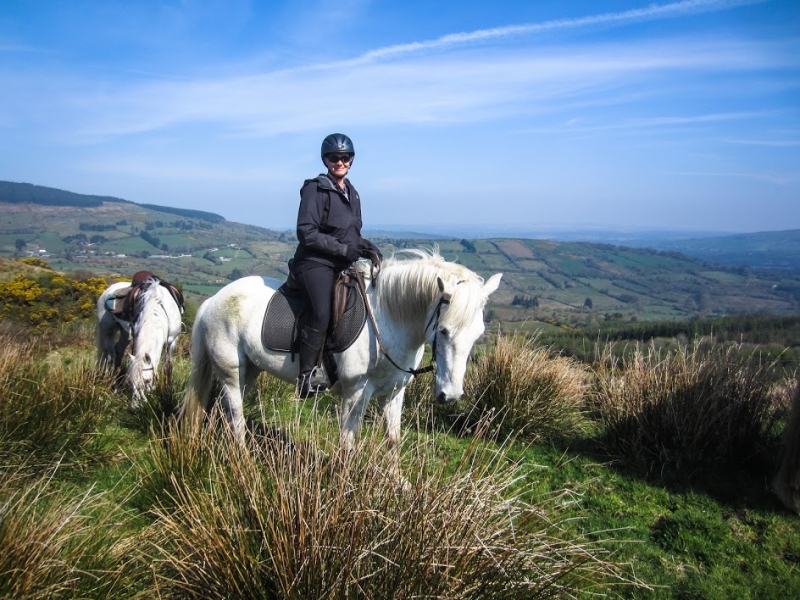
top-left (293, 174), bottom-right (380, 269)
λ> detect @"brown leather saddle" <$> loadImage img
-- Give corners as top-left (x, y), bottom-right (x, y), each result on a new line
top-left (104, 272), bottom-right (185, 322)
top-left (261, 266), bottom-right (367, 357)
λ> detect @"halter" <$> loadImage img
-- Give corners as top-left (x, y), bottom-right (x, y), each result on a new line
top-left (354, 270), bottom-right (448, 377)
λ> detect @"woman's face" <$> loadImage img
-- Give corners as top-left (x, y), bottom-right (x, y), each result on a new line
top-left (324, 154), bottom-right (353, 178)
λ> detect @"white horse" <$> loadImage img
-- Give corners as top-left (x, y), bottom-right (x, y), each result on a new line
top-left (96, 277), bottom-right (184, 405)
top-left (182, 250), bottom-right (502, 469)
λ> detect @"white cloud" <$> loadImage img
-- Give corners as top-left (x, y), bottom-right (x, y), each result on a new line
top-left (56, 36), bottom-right (787, 142)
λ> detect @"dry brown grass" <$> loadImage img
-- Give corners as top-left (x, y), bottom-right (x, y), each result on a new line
top-left (135, 409), bottom-right (627, 599)
top-left (457, 335), bottom-right (590, 441)
top-left (590, 341), bottom-right (782, 477)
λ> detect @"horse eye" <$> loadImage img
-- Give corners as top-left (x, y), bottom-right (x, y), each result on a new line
top-left (440, 328), bottom-right (449, 337)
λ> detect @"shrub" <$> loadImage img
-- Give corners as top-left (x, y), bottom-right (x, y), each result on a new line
top-left (0, 272), bottom-right (107, 329)
top-left (136, 410), bottom-right (626, 598)
top-left (590, 341), bottom-right (783, 477)
top-left (457, 335), bottom-right (590, 441)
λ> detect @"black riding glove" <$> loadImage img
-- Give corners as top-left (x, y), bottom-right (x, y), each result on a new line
top-left (360, 248), bottom-right (382, 266)
top-left (345, 246), bottom-right (361, 263)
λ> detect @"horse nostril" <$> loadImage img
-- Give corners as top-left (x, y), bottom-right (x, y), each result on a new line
top-left (436, 391), bottom-right (448, 404)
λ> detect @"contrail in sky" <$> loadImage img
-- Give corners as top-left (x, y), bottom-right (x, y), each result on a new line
top-left (354, 0), bottom-right (765, 63)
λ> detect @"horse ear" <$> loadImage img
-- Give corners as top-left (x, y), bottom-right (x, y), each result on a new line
top-left (483, 273), bottom-right (502, 296)
top-left (437, 276), bottom-right (454, 301)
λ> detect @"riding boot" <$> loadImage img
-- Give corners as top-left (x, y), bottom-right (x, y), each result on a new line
top-left (297, 326), bottom-right (328, 399)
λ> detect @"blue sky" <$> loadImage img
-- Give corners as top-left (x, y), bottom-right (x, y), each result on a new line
top-left (1, 0), bottom-right (798, 235)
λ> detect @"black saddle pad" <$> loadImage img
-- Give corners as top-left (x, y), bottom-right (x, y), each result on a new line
top-left (261, 282), bottom-right (367, 353)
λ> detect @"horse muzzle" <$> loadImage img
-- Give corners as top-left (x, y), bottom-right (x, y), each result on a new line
top-left (436, 391), bottom-right (461, 404)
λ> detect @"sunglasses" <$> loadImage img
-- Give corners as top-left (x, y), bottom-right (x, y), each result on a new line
top-left (326, 154), bottom-right (353, 164)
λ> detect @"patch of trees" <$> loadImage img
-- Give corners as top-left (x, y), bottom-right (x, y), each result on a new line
top-left (79, 223), bottom-right (117, 232)
top-left (512, 294), bottom-right (539, 309)
top-left (459, 239), bottom-right (476, 253)
top-left (0, 180), bottom-right (131, 207)
top-left (139, 204), bottom-right (226, 223)
top-left (62, 233), bottom-right (88, 244)
top-left (140, 231), bottom-right (160, 248)
top-left (543, 314), bottom-right (800, 354)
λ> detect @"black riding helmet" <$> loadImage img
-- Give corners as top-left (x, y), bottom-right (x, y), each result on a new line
top-left (321, 133), bottom-right (355, 160)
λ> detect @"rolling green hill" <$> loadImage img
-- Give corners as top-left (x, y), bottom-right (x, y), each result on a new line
top-left (1, 181), bottom-right (799, 325)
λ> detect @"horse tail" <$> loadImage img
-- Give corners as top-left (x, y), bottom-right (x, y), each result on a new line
top-left (180, 300), bottom-right (214, 433)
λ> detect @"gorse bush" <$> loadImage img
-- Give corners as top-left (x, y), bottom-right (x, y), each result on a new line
top-left (136, 409), bottom-right (626, 599)
top-left (458, 335), bottom-right (590, 441)
top-left (590, 341), bottom-right (783, 477)
top-left (0, 271), bottom-right (108, 329)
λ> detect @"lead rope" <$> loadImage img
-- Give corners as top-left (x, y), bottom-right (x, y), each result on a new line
top-left (353, 269), bottom-right (444, 377)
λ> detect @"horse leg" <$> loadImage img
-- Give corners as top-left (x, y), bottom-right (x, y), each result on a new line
top-left (377, 385), bottom-right (408, 483)
top-left (339, 383), bottom-right (371, 452)
top-left (163, 338), bottom-right (178, 385)
top-left (96, 314), bottom-right (120, 368)
top-left (216, 360), bottom-right (249, 442)
top-left (113, 327), bottom-right (130, 370)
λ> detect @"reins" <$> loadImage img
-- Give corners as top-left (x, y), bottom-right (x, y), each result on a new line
top-left (353, 268), bottom-right (447, 377)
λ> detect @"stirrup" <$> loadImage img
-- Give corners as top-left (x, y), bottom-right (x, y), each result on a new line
top-left (297, 368), bottom-right (328, 399)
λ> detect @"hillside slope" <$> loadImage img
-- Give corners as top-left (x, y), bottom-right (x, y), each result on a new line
top-left (1, 189), bottom-right (798, 323)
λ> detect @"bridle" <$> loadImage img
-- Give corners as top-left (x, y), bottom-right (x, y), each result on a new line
top-left (354, 269), bottom-right (448, 377)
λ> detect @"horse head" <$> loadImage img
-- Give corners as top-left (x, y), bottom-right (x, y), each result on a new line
top-left (128, 351), bottom-right (156, 403)
top-left (430, 272), bottom-right (502, 404)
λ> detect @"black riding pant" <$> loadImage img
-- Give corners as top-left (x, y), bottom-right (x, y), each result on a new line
top-left (294, 260), bottom-right (335, 333)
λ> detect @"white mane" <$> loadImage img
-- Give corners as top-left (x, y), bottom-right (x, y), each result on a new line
top-left (132, 280), bottom-right (170, 355)
top-left (374, 249), bottom-right (488, 334)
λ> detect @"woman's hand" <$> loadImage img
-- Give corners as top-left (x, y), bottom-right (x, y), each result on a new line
top-left (345, 246), bottom-right (361, 263)
top-left (360, 248), bottom-right (382, 267)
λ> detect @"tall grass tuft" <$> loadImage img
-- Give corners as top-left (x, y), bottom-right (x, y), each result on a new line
top-left (137, 409), bottom-right (628, 598)
top-left (0, 334), bottom-right (115, 464)
top-left (0, 463), bottom-right (136, 599)
top-left (123, 361), bottom-right (188, 434)
top-left (591, 341), bottom-right (783, 477)
top-left (457, 335), bottom-right (590, 441)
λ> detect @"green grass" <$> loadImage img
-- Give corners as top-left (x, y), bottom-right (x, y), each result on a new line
top-left (1, 304), bottom-right (799, 597)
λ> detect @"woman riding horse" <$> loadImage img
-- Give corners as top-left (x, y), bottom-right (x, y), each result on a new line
top-left (293, 133), bottom-right (382, 398)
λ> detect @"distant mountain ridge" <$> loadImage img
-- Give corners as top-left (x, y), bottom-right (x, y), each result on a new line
top-left (637, 230), bottom-right (800, 271)
top-left (0, 180), bottom-right (225, 223)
